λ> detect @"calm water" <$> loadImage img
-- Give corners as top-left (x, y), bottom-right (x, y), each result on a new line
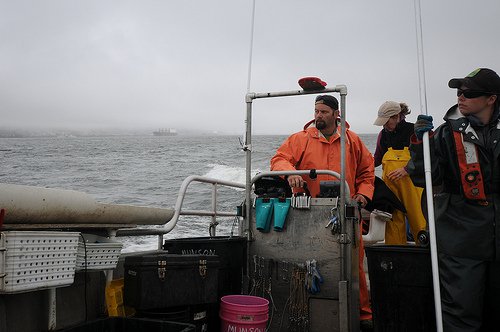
top-left (0, 134), bottom-right (377, 251)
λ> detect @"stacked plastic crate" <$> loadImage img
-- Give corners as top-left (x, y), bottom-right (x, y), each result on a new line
top-left (0, 231), bottom-right (80, 293)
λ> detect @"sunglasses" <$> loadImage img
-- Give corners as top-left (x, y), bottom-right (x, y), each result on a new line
top-left (457, 89), bottom-right (492, 99)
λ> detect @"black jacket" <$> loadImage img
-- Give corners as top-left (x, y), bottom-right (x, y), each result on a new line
top-left (407, 104), bottom-right (500, 260)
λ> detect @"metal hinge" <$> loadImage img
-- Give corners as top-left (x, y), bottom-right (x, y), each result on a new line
top-left (157, 260), bottom-right (167, 281)
top-left (339, 234), bottom-right (351, 244)
top-left (199, 259), bottom-right (207, 278)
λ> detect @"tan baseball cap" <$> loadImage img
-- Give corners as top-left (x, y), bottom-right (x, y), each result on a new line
top-left (373, 101), bottom-right (401, 126)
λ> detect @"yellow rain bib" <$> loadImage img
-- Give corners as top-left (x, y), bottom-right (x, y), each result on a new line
top-left (382, 147), bottom-right (427, 244)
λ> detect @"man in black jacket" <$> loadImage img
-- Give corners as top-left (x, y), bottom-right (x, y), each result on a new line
top-left (408, 68), bottom-right (500, 331)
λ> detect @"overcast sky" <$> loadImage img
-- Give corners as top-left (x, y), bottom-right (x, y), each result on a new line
top-left (1, 0), bottom-right (499, 135)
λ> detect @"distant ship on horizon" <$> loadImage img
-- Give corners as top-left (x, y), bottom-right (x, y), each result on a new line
top-left (153, 128), bottom-right (177, 136)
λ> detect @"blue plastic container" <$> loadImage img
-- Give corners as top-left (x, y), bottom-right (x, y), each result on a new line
top-left (255, 198), bottom-right (274, 232)
top-left (273, 198), bottom-right (291, 231)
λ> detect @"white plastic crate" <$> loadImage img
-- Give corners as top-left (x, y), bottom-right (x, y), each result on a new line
top-left (0, 231), bottom-right (80, 293)
top-left (76, 234), bottom-right (122, 271)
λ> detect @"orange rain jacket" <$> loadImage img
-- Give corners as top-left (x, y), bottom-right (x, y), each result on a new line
top-left (271, 119), bottom-right (375, 320)
top-left (271, 120), bottom-right (375, 199)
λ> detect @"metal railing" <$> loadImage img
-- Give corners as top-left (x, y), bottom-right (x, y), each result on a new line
top-left (243, 86), bottom-right (348, 242)
top-left (252, 170), bottom-right (350, 197)
top-left (116, 175), bottom-right (245, 249)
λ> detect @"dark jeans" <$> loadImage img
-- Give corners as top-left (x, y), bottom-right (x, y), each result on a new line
top-left (439, 253), bottom-right (500, 332)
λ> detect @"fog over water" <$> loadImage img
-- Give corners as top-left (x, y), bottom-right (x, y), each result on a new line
top-left (1, 1), bottom-right (499, 135)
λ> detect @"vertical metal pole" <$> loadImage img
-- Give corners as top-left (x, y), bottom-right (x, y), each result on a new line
top-left (246, 0), bottom-right (256, 93)
top-left (106, 230), bottom-right (117, 284)
top-left (338, 281), bottom-right (349, 330)
top-left (48, 288), bottom-right (57, 331)
top-left (413, 0), bottom-right (443, 330)
top-left (244, 98), bottom-right (253, 241)
top-left (244, 0), bottom-right (256, 240)
top-left (339, 90), bottom-right (348, 280)
top-left (338, 89), bottom-right (351, 332)
top-left (211, 183), bottom-right (217, 234)
top-left (243, 96), bottom-right (253, 294)
top-left (339, 91), bottom-right (347, 278)
top-left (423, 132), bottom-right (443, 329)
top-left (158, 235), bottom-right (163, 250)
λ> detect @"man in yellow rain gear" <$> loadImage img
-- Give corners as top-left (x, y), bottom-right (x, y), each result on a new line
top-left (373, 101), bottom-right (426, 244)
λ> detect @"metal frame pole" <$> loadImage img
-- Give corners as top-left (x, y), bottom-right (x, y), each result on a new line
top-left (48, 288), bottom-right (56, 331)
top-left (244, 98), bottom-right (253, 241)
top-left (414, 0), bottom-right (443, 330)
top-left (244, 87), bottom-right (344, 239)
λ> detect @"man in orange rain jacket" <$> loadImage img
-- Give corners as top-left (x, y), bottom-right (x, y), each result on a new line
top-left (271, 94), bottom-right (375, 330)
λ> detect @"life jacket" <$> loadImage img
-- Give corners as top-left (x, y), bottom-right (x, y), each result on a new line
top-left (452, 130), bottom-right (487, 201)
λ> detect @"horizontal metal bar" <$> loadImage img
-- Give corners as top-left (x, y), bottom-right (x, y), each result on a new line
top-left (246, 85), bottom-right (346, 102)
top-left (252, 170), bottom-right (350, 197)
top-left (115, 210), bottom-right (238, 237)
top-left (116, 228), bottom-right (169, 236)
top-left (115, 175), bottom-right (244, 238)
top-left (179, 210), bottom-right (238, 217)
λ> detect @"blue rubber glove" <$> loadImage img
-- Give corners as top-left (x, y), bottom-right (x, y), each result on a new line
top-left (414, 115), bottom-right (433, 140)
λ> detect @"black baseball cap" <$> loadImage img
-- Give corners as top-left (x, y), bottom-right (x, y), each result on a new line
top-left (315, 95), bottom-right (339, 111)
top-left (448, 68), bottom-right (500, 94)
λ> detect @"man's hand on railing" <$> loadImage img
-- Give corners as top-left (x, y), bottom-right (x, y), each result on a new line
top-left (287, 175), bottom-right (305, 188)
top-left (352, 194), bottom-right (368, 208)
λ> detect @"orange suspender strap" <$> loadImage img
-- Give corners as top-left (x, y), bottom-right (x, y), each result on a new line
top-left (452, 130), bottom-right (486, 201)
